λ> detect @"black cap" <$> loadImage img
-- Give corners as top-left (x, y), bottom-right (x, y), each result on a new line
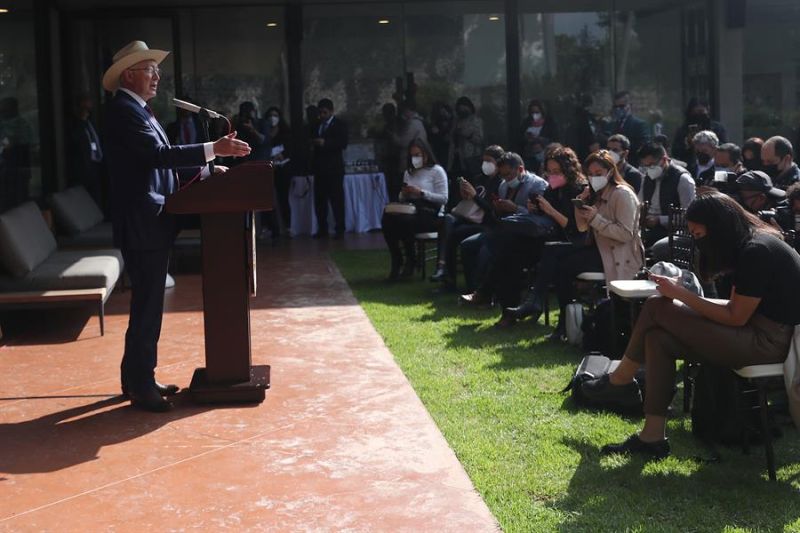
top-left (736, 170), bottom-right (786, 199)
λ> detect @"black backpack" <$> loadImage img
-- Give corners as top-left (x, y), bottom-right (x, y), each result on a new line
top-left (563, 353), bottom-right (646, 412)
top-left (580, 298), bottom-right (631, 359)
top-left (691, 364), bottom-right (766, 446)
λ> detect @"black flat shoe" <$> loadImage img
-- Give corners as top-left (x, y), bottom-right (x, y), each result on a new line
top-left (581, 374), bottom-right (642, 408)
top-left (601, 434), bottom-right (670, 460)
top-left (429, 267), bottom-right (447, 282)
top-left (494, 315), bottom-right (517, 329)
top-left (128, 386), bottom-right (173, 413)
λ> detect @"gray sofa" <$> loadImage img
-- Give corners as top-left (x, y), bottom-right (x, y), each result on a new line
top-left (0, 201), bottom-right (123, 335)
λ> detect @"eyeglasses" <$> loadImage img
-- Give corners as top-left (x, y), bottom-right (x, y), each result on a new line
top-left (128, 66), bottom-right (161, 76)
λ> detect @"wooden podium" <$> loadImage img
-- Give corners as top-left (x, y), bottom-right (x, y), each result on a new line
top-left (166, 161), bottom-right (274, 403)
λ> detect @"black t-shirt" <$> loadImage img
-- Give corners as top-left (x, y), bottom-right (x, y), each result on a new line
top-left (733, 232), bottom-right (800, 325)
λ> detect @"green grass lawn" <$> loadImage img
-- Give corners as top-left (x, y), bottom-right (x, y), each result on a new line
top-left (332, 249), bottom-right (800, 533)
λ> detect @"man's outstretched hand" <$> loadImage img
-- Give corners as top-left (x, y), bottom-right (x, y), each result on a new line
top-left (213, 132), bottom-right (251, 158)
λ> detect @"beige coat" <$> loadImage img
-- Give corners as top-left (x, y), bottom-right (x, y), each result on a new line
top-left (577, 184), bottom-right (644, 282)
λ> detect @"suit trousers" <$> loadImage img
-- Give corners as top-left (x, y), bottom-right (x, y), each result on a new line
top-left (625, 297), bottom-right (792, 417)
top-left (314, 170), bottom-right (345, 234)
top-left (120, 248), bottom-right (171, 392)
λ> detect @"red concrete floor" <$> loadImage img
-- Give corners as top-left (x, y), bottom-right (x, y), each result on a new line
top-left (0, 234), bottom-right (499, 531)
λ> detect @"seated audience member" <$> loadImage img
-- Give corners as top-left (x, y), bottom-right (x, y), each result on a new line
top-left (509, 150), bottom-right (642, 339)
top-left (381, 138), bottom-right (448, 280)
top-left (495, 146), bottom-right (588, 326)
top-left (607, 133), bottom-right (643, 193)
top-left (520, 99), bottom-right (559, 172)
top-left (787, 183), bottom-right (800, 233)
top-left (459, 152), bottom-right (546, 301)
top-left (583, 192), bottom-right (800, 459)
top-left (761, 136), bottom-right (800, 189)
top-left (716, 142), bottom-right (745, 175)
top-left (671, 98), bottom-right (727, 163)
top-left (638, 142), bottom-right (696, 257)
top-left (431, 145), bottom-right (505, 290)
top-left (736, 170), bottom-right (794, 233)
top-left (688, 130), bottom-right (719, 186)
top-left (742, 137), bottom-right (764, 172)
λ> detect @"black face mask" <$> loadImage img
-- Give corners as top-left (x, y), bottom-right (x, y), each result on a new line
top-left (693, 235), bottom-right (711, 253)
top-left (697, 153), bottom-right (712, 165)
top-left (456, 108), bottom-right (470, 119)
top-left (743, 158), bottom-right (762, 171)
top-left (762, 163), bottom-right (780, 178)
top-left (690, 113), bottom-right (711, 126)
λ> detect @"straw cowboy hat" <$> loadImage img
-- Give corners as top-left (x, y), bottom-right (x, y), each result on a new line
top-left (102, 40), bottom-right (169, 92)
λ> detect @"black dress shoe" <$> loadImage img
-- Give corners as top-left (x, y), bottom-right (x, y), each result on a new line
top-left (581, 374), bottom-right (643, 408)
top-left (332, 232), bottom-right (344, 240)
top-left (504, 293), bottom-right (543, 322)
top-left (601, 434), bottom-right (670, 460)
top-left (122, 381), bottom-right (179, 397)
top-left (494, 315), bottom-right (517, 329)
top-left (128, 386), bottom-right (173, 413)
top-left (312, 232), bottom-right (329, 239)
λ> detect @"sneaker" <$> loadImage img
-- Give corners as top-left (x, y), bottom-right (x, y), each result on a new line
top-left (601, 434), bottom-right (671, 460)
top-left (581, 374), bottom-right (643, 408)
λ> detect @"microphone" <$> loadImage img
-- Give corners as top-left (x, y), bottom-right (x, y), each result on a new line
top-left (173, 98), bottom-right (223, 120)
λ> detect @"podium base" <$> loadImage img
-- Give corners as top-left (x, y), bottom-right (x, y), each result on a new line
top-left (189, 365), bottom-right (270, 404)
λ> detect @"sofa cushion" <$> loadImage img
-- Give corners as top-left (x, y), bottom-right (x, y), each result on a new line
top-left (0, 249), bottom-right (123, 293)
top-left (50, 186), bottom-right (104, 235)
top-left (57, 222), bottom-right (114, 249)
top-left (0, 201), bottom-right (57, 277)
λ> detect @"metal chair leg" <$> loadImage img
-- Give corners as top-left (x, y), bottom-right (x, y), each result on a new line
top-left (757, 383), bottom-right (777, 481)
top-left (99, 301), bottom-right (105, 337)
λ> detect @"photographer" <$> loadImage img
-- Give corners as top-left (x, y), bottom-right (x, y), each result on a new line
top-left (736, 170), bottom-right (793, 233)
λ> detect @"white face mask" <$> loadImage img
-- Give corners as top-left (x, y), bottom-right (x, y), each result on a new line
top-left (411, 156), bottom-right (424, 169)
top-left (482, 161), bottom-right (497, 176)
top-left (589, 173), bottom-right (610, 192)
top-left (608, 151), bottom-right (621, 165)
top-left (269, 115), bottom-right (279, 127)
top-left (643, 164), bottom-right (664, 180)
top-left (531, 112), bottom-right (542, 121)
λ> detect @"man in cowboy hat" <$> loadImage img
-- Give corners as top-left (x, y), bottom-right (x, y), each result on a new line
top-left (103, 40), bottom-right (251, 412)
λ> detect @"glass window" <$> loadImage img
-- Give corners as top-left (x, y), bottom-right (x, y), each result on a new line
top-left (302, 4), bottom-right (404, 142)
top-left (183, 7), bottom-right (287, 123)
top-left (404, 1), bottom-right (506, 173)
top-left (743, 0), bottom-right (800, 141)
top-left (0, 4), bottom-right (40, 212)
top-left (613, 0), bottom-right (705, 156)
top-left (519, 2), bottom-right (613, 162)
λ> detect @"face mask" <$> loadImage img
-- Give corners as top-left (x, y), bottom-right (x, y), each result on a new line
top-left (547, 173), bottom-right (567, 190)
top-left (531, 112), bottom-right (543, 122)
top-left (269, 116), bottom-right (279, 127)
top-left (589, 173), bottom-right (610, 192)
top-left (762, 161), bottom-right (781, 178)
top-left (744, 158), bottom-right (762, 171)
top-left (534, 152), bottom-right (545, 163)
top-left (457, 108), bottom-right (470, 119)
top-left (411, 156), bottom-right (424, 169)
top-left (697, 152), bottom-right (713, 165)
top-left (506, 176), bottom-right (521, 189)
top-left (612, 106), bottom-right (627, 121)
top-left (691, 113), bottom-right (711, 126)
top-left (693, 235), bottom-right (711, 253)
top-left (608, 151), bottom-right (622, 165)
top-left (481, 161), bottom-right (497, 176)
top-left (643, 164), bottom-right (664, 180)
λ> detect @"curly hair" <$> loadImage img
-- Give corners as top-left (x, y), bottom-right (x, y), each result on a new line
top-left (544, 146), bottom-right (586, 185)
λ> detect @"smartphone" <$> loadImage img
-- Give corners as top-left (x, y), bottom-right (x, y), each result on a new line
top-left (528, 192), bottom-right (540, 202)
top-left (571, 198), bottom-right (586, 209)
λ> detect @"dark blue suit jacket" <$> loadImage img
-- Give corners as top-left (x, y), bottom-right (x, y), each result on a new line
top-left (104, 91), bottom-right (208, 250)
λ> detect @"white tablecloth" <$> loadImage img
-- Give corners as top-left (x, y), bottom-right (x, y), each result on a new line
top-left (289, 173), bottom-right (388, 236)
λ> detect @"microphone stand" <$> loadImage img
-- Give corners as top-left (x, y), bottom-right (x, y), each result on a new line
top-left (198, 108), bottom-right (214, 175)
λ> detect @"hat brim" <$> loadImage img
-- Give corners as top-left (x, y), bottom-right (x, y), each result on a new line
top-left (102, 49), bottom-right (169, 92)
top-left (768, 187), bottom-right (787, 199)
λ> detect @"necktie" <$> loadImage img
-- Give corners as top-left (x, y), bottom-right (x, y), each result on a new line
top-left (145, 104), bottom-right (155, 117)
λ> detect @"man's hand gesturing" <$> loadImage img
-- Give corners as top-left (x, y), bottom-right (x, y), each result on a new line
top-left (213, 132), bottom-right (251, 158)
